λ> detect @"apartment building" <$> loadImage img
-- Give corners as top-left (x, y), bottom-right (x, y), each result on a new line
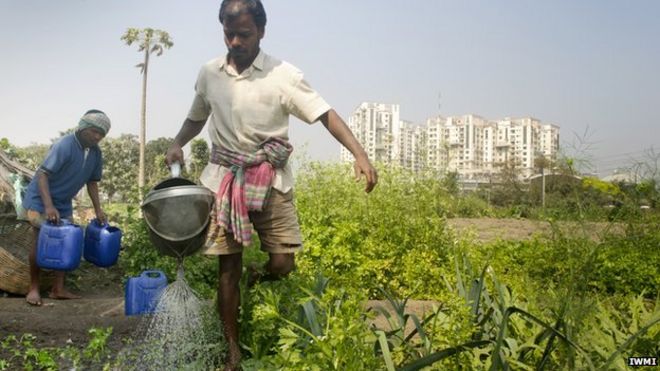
top-left (341, 102), bottom-right (401, 164)
top-left (398, 120), bottom-right (427, 172)
top-left (492, 117), bottom-right (560, 178)
top-left (426, 114), bottom-right (493, 179)
top-left (342, 102), bottom-right (560, 181)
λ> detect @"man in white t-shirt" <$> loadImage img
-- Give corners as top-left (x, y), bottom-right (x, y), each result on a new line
top-left (166, 1), bottom-right (377, 368)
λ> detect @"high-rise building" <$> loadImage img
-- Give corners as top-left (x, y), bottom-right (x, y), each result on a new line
top-left (342, 102), bottom-right (560, 181)
top-left (426, 114), bottom-right (492, 179)
top-left (490, 117), bottom-right (560, 178)
top-left (341, 102), bottom-right (401, 164)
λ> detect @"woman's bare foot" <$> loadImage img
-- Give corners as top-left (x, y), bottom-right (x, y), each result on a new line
top-left (48, 289), bottom-right (81, 300)
top-left (26, 289), bottom-right (42, 306)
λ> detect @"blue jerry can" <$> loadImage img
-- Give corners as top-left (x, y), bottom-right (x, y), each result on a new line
top-left (125, 270), bottom-right (168, 316)
top-left (84, 219), bottom-right (122, 267)
top-left (36, 219), bottom-right (83, 271)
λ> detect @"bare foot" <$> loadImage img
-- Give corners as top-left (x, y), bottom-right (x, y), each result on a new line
top-left (49, 289), bottom-right (81, 300)
top-left (26, 289), bottom-right (42, 306)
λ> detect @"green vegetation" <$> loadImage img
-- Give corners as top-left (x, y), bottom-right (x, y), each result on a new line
top-left (1, 150), bottom-right (658, 369)
top-left (0, 327), bottom-right (114, 370)
top-left (116, 162), bottom-right (660, 369)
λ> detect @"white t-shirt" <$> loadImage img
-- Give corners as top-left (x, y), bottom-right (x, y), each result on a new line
top-left (187, 50), bottom-right (331, 193)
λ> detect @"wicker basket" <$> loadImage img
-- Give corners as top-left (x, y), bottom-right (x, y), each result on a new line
top-left (0, 213), bottom-right (53, 295)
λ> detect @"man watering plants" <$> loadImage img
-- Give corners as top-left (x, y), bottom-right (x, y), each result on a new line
top-left (165, 0), bottom-right (377, 368)
top-left (20, 109), bottom-right (110, 306)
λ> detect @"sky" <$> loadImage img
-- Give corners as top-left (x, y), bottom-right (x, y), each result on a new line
top-left (1, 0), bottom-right (659, 176)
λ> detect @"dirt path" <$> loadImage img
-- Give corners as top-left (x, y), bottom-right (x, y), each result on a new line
top-left (0, 297), bottom-right (138, 350)
top-left (0, 262), bottom-right (138, 360)
top-left (446, 218), bottom-right (622, 243)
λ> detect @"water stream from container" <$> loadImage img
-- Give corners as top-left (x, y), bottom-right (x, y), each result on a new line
top-left (116, 260), bottom-right (225, 370)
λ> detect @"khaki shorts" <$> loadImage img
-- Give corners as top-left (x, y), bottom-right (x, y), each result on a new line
top-left (204, 189), bottom-right (303, 255)
top-left (17, 209), bottom-right (73, 229)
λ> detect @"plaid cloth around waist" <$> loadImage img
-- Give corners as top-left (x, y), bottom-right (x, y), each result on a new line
top-left (210, 138), bottom-right (293, 246)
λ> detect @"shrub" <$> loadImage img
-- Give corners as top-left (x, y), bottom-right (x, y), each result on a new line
top-left (593, 218), bottom-right (660, 296)
top-left (295, 163), bottom-right (454, 299)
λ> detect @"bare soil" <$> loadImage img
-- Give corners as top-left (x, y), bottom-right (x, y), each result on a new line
top-left (0, 261), bottom-right (139, 360)
top-left (445, 217), bottom-right (622, 243)
top-left (0, 218), bottom-right (621, 363)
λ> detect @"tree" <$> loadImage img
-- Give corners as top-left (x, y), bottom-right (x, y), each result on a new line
top-left (630, 147), bottom-right (660, 185)
top-left (100, 134), bottom-right (139, 202)
top-left (533, 153), bottom-right (554, 208)
top-left (11, 144), bottom-right (50, 172)
top-left (491, 157), bottom-right (528, 208)
top-left (121, 28), bottom-right (173, 203)
top-left (189, 138), bottom-right (210, 181)
top-left (53, 128), bottom-right (76, 141)
top-left (0, 138), bottom-right (11, 151)
top-left (441, 171), bottom-right (460, 196)
top-left (145, 137), bottom-right (174, 187)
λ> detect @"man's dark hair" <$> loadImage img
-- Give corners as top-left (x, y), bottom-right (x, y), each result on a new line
top-left (219, 0), bottom-right (267, 29)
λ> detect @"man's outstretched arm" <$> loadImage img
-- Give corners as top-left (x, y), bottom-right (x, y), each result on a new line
top-left (319, 109), bottom-right (378, 193)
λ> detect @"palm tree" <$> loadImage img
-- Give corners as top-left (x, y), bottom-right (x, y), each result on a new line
top-left (121, 28), bottom-right (173, 203)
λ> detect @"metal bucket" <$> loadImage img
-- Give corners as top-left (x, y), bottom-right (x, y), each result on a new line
top-left (141, 177), bottom-right (215, 259)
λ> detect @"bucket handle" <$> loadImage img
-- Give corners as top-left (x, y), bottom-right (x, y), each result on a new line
top-left (170, 161), bottom-right (181, 178)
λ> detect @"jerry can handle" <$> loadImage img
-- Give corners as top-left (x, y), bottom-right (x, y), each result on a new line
top-left (140, 270), bottom-right (164, 279)
top-left (47, 218), bottom-right (72, 226)
top-left (91, 218), bottom-right (108, 228)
